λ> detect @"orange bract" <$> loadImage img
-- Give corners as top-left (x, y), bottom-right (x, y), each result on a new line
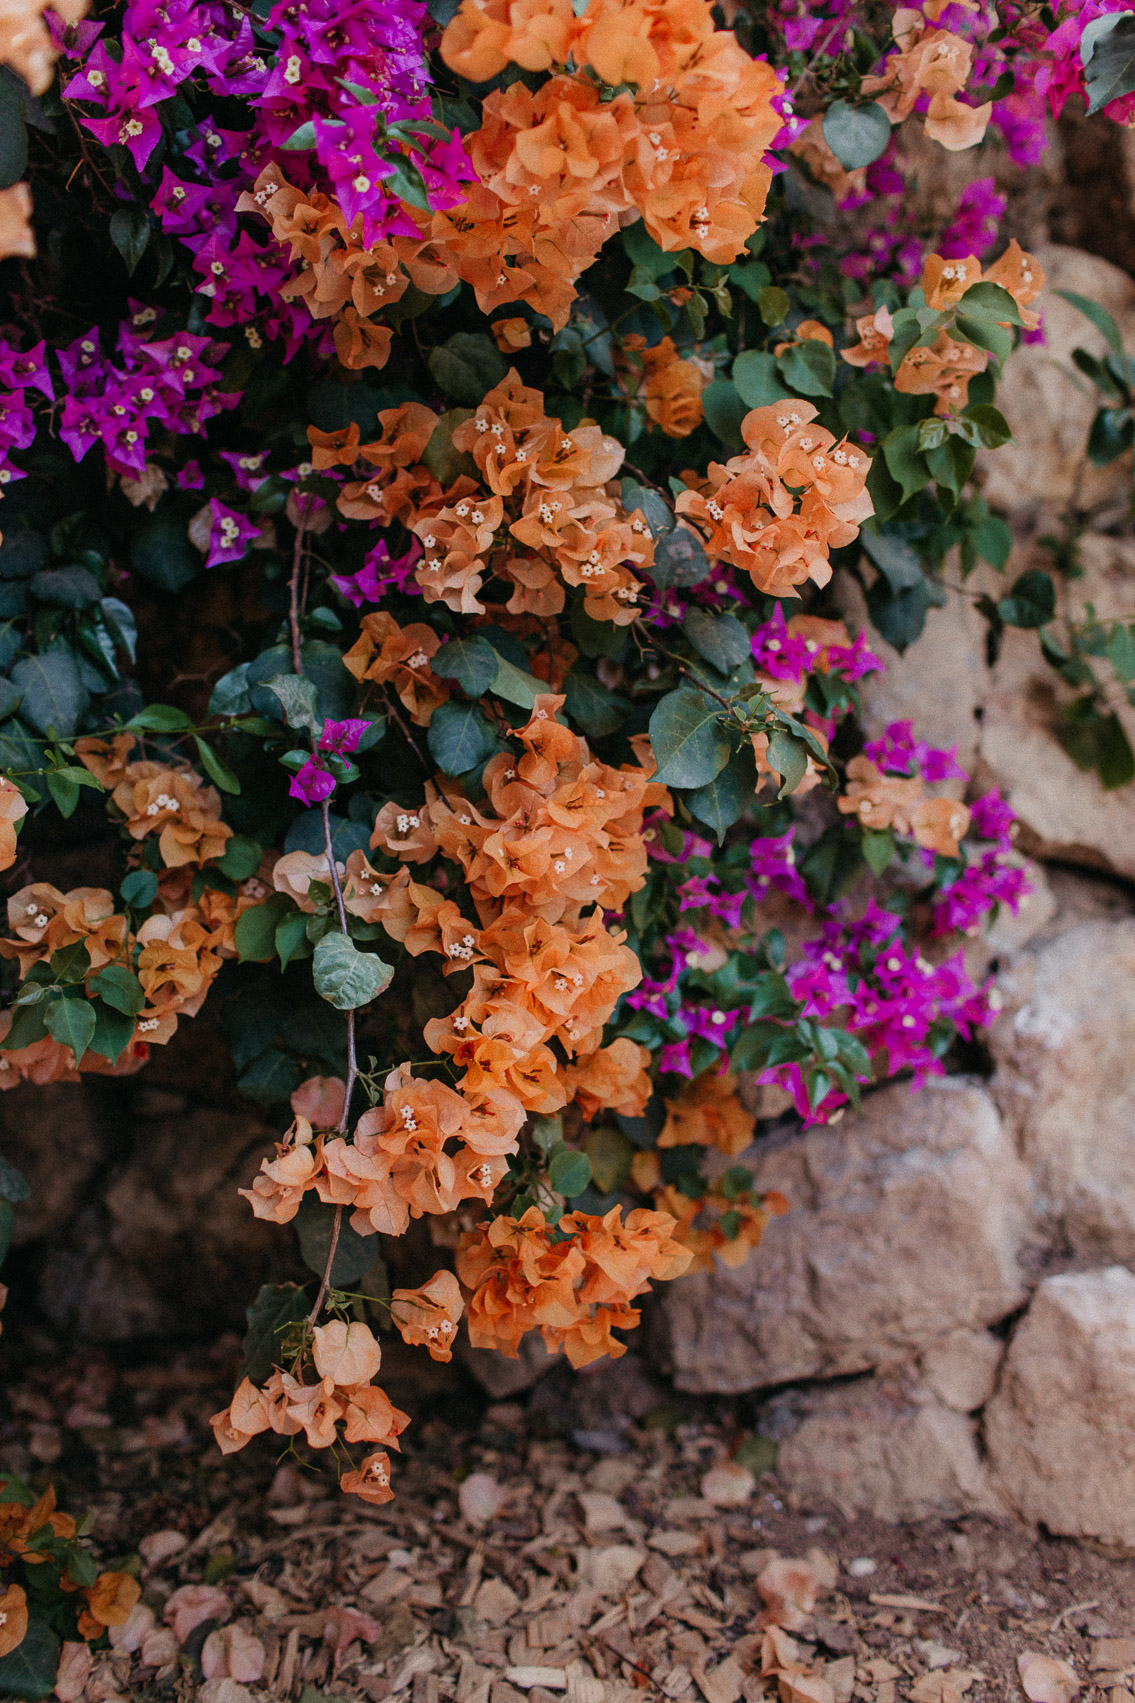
top-left (659, 1068), bottom-right (753, 1155)
top-left (676, 401), bottom-right (872, 595)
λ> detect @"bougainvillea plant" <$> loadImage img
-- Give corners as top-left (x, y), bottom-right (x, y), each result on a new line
top-left (0, 0), bottom-right (1133, 1673)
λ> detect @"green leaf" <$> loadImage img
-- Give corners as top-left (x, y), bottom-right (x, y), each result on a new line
top-left (125, 702), bottom-right (193, 732)
top-left (998, 568), bottom-right (1055, 628)
top-left (275, 909), bottom-right (312, 971)
top-left (765, 728), bottom-right (808, 799)
top-left (620, 478), bottom-right (673, 538)
top-left (881, 424), bottom-right (932, 504)
top-left (110, 205), bottom-right (151, 275)
top-left (217, 834), bottom-right (261, 881)
top-left (861, 529), bottom-right (924, 591)
top-left (312, 932), bottom-right (393, 1010)
top-left (0, 1155), bottom-right (30, 1203)
top-left (10, 652), bottom-right (88, 738)
top-left (1087, 405), bottom-right (1135, 465)
top-left (683, 609), bottom-right (751, 674)
top-left (490, 650), bottom-right (546, 709)
top-left (1108, 622), bottom-right (1135, 683)
top-left (954, 280), bottom-right (1023, 327)
top-left (209, 662), bottom-right (253, 718)
top-left (954, 314), bottom-right (1012, 366)
top-left (265, 672), bottom-right (319, 733)
top-left (295, 1197), bottom-right (374, 1284)
top-left (428, 333), bottom-right (508, 406)
top-left (100, 596), bottom-right (138, 662)
top-left (44, 997), bottom-right (96, 1065)
top-left (687, 740), bottom-right (758, 841)
top-left (281, 118), bottom-right (318, 149)
top-left (421, 409), bottom-right (477, 484)
top-left (757, 285), bottom-right (789, 327)
top-left (548, 1145), bottom-right (592, 1197)
top-left (1057, 288), bottom-right (1126, 356)
top-left (29, 566), bottom-right (102, 608)
top-left (89, 964), bottom-right (145, 1016)
top-left (87, 998), bottom-right (136, 1063)
top-left (130, 513), bottom-right (200, 593)
top-left (0, 1615), bottom-right (61, 1700)
top-left (241, 1282), bottom-right (309, 1384)
top-left (971, 513), bottom-right (1013, 570)
top-left (648, 687), bottom-right (732, 788)
top-left (432, 635), bottom-right (498, 698)
top-left (865, 574), bottom-right (939, 652)
top-left (1081, 9), bottom-right (1135, 112)
top-left (3, 1002), bottom-right (48, 1050)
top-left (45, 770), bottom-right (79, 818)
top-left (121, 869), bottom-right (158, 909)
top-left (235, 897), bottom-right (291, 963)
top-left (861, 827), bottom-right (895, 875)
top-left (959, 403), bottom-right (1013, 449)
top-left (822, 99), bottom-right (891, 168)
top-left (238, 1048), bottom-right (301, 1103)
top-left (0, 70), bottom-right (28, 191)
top-left (427, 698), bottom-right (498, 775)
top-left (925, 435), bottom-right (976, 501)
top-left (564, 671), bottom-right (629, 737)
top-left (194, 734), bottom-right (240, 795)
top-left (701, 380), bottom-right (747, 451)
top-left (776, 338), bottom-right (836, 398)
top-left (732, 350), bottom-right (791, 409)
top-left (653, 524), bottom-right (710, 588)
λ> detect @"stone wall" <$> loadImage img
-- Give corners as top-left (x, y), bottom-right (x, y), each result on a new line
top-left (654, 231), bottom-right (1135, 1541)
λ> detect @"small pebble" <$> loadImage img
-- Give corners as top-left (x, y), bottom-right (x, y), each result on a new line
top-left (846, 1557), bottom-right (877, 1578)
top-left (460, 1471), bottom-right (504, 1526)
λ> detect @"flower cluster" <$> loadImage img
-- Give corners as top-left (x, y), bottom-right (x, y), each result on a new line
top-left (676, 402), bottom-right (873, 597)
top-left (457, 1202), bottom-right (692, 1366)
top-left (0, 1477), bottom-right (140, 1664)
top-left (211, 1317), bottom-right (410, 1504)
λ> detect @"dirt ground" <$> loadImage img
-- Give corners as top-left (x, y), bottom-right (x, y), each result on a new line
top-left (1, 1336), bottom-right (1133, 1703)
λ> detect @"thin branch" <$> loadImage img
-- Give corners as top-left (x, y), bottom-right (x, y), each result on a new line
top-left (288, 504), bottom-right (356, 1324)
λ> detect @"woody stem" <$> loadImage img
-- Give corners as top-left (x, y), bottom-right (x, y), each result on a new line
top-left (290, 506), bottom-right (356, 1323)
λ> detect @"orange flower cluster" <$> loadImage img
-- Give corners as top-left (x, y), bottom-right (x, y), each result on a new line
top-left (0, 1482), bottom-right (138, 1650)
top-left (658, 1067), bottom-right (752, 1156)
top-left (329, 373), bottom-right (657, 626)
top-left (456, 1202), bottom-right (692, 1365)
top-left (837, 753), bottom-right (970, 856)
top-left (847, 242), bottom-right (1043, 416)
top-left (676, 401), bottom-right (873, 596)
top-left (622, 335), bottom-right (708, 439)
top-left (631, 1148), bottom-right (789, 1269)
top-left (442, 0), bottom-right (782, 275)
top-left (211, 1318), bottom-right (410, 1504)
top-left (241, 0), bottom-right (781, 354)
top-left (373, 694), bottom-right (663, 1116)
top-left (862, 5), bottom-right (991, 152)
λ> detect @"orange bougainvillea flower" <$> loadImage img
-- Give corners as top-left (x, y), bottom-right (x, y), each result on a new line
top-left (239, 1116), bottom-right (321, 1224)
top-left (842, 303), bottom-right (893, 369)
top-left (111, 762), bottom-right (231, 868)
top-left (291, 1074), bottom-right (347, 1130)
top-left (0, 779), bottom-right (26, 872)
top-left (837, 755), bottom-right (970, 855)
top-left (561, 1037), bottom-right (652, 1120)
top-left (983, 238), bottom-right (1045, 329)
top-left (492, 316), bottom-right (533, 352)
top-left (659, 1068), bottom-right (753, 1155)
top-left (921, 252), bottom-right (983, 312)
top-left (637, 336), bottom-right (707, 438)
top-left (0, 183), bottom-right (35, 261)
top-left (343, 610), bottom-right (450, 726)
top-left (311, 1320), bottom-right (383, 1387)
top-left (0, 1582), bottom-right (27, 1658)
top-left (773, 319), bottom-right (834, 357)
top-left (390, 1270), bottom-right (464, 1360)
top-left (82, 1572), bottom-right (141, 1632)
top-left (894, 328), bottom-right (987, 416)
top-left (341, 1451), bottom-right (395, 1504)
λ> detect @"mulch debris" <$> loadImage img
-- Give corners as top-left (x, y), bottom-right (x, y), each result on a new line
top-left (2, 1338), bottom-right (1134, 1703)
